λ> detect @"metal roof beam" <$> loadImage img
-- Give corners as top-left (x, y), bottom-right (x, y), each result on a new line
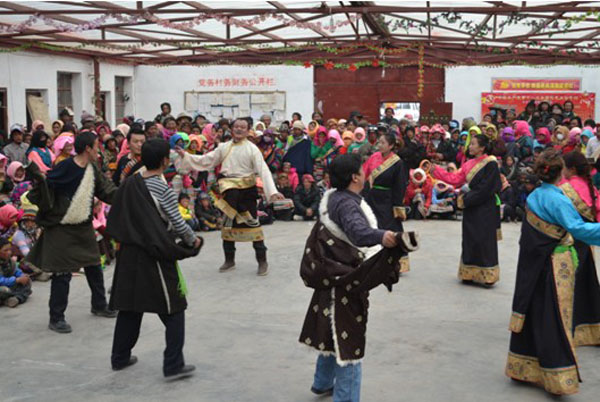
top-left (267, 1), bottom-right (332, 39)
top-left (1, 5), bottom-right (600, 15)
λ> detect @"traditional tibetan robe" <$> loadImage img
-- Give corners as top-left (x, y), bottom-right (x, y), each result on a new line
top-left (363, 151), bottom-right (410, 272)
top-left (178, 139), bottom-right (277, 242)
top-left (560, 177), bottom-right (600, 346)
top-left (106, 174), bottom-right (199, 315)
top-left (433, 154), bottom-right (501, 285)
top-left (25, 159), bottom-right (117, 272)
top-left (298, 189), bottom-right (418, 365)
top-left (506, 183), bottom-right (600, 396)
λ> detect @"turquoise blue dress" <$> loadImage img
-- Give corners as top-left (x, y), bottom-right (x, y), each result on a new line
top-left (506, 182), bottom-right (600, 395)
top-left (527, 183), bottom-right (600, 245)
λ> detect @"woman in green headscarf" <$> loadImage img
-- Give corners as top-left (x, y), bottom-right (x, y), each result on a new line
top-left (484, 123), bottom-right (507, 158)
top-left (464, 125), bottom-right (482, 155)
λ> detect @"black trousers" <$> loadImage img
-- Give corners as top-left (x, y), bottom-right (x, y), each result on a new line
top-left (111, 310), bottom-right (185, 376)
top-left (49, 265), bottom-right (107, 323)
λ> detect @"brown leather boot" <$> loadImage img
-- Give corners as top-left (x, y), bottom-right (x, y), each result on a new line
top-left (256, 249), bottom-right (268, 276)
top-left (257, 261), bottom-right (268, 276)
top-left (218, 251), bottom-right (236, 273)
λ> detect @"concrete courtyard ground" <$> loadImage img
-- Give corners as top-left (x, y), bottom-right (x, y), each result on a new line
top-left (2, 220), bottom-right (600, 402)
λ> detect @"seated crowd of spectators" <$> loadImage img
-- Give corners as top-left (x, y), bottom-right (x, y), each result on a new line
top-left (0, 97), bottom-right (595, 307)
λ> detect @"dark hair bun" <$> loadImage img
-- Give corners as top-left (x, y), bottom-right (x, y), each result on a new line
top-left (534, 148), bottom-right (564, 183)
top-left (472, 134), bottom-right (492, 154)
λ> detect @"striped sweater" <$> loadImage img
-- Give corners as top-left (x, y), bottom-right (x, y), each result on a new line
top-left (144, 175), bottom-right (195, 247)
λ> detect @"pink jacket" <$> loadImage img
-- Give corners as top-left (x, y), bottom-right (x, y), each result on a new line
top-left (288, 168), bottom-right (299, 192)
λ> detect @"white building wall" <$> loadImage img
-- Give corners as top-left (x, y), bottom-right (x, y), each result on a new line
top-left (99, 63), bottom-right (136, 126)
top-left (0, 51), bottom-right (134, 129)
top-left (134, 65), bottom-right (314, 123)
top-left (445, 65), bottom-right (600, 121)
top-left (12, 52), bottom-right (598, 131)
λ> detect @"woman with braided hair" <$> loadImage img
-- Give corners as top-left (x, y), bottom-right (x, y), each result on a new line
top-left (431, 134), bottom-right (502, 286)
top-left (560, 151), bottom-right (600, 347)
top-left (505, 148), bottom-right (600, 395)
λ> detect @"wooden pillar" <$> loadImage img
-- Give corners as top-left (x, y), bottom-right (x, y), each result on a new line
top-left (93, 57), bottom-right (101, 118)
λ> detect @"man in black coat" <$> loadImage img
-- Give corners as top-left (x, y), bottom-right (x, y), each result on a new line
top-left (106, 139), bottom-right (202, 380)
top-left (293, 174), bottom-right (321, 221)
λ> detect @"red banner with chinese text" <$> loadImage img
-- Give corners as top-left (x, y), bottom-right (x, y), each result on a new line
top-left (492, 78), bottom-right (581, 92)
top-left (481, 92), bottom-right (595, 120)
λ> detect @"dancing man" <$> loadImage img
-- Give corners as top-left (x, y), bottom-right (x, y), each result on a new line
top-left (26, 132), bottom-right (118, 333)
top-left (176, 118), bottom-right (283, 276)
top-left (107, 138), bottom-right (203, 380)
top-left (299, 154), bottom-right (418, 401)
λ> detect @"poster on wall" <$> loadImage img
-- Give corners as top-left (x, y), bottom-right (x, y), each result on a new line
top-left (184, 91), bottom-right (286, 123)
top-left (481, 92), bottom-right (595, 119)
top-left (492, 78), bottom-right (581, 92)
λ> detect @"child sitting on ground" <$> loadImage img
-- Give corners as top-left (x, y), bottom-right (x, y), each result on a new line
top-left (178, 193), bottom-right (200, 231)
top-left (12, 199), bottom-right (50, 281)
top-left (194, 192), bottom-right (222, 231)
top-left (0, 237), bottom-right (32, 307)
top-left (428, 181), bottom-right (457, 219)
top-left (273, 174), bottom-right (295, 221)
top-left (404, 168), bottom-right (433, 220)
top-left (256, 178), bottom-right (274, 225)
top-left (0, 204), bottom-right (22, 242)
top-left (281, 161), bottom-right (299, 192)
top-left (276, 173), bottom-right (295, 199)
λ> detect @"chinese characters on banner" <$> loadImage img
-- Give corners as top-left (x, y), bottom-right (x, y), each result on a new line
top-left (492, 78), bottom-right (581, 92)
top-left (481, 92), bottom-right (596, 119)
top-left (197, 77), bottom-right (276, 88)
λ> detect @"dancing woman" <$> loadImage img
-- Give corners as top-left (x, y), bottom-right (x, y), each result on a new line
top-left (506, 149), bottom-right (600, 395)
top-left (362, 131), bottom-right (409, 272)
top-left (560, 151), bottom-right (600, 346)
top-left (431, 134), bottom-right (501, 286)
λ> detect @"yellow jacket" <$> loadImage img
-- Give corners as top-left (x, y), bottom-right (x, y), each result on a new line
top-left (178, 204), bottom-right (193, 221)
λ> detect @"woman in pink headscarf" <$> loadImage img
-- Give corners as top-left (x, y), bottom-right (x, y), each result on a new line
top-left (535, 127), bottom-right (552, 146)
top-left (0, 204), bottom-right (23, 240)
top-left (327, 129), bottom-right (344, 148)
top-left (513, 120), bottom-right (531, 139)
top-left (95, 123), bottom-right (111, 139)
top-left (6, 161), bottom-right (31, 206)
top-left (321, 129), bottom-right (344, 171)
top-left (512, 120), bottom-right (535, 160)
top-left (563, 127), bottom-right (582, 154)
top-left (202, 123), bottom-right (218, 151)
top-left (52, 135), bottom-right (75, 166)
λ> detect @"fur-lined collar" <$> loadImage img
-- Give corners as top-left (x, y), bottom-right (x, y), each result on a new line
top-left (319, 189), bottom-right (382, 260)
top-left (60, 164), bottom-right (95, 225)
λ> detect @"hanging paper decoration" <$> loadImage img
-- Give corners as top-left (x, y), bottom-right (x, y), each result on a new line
top-left (0, 12), bottom-right (360, 35)
top-left (417, 44), bottom-right (425, 98)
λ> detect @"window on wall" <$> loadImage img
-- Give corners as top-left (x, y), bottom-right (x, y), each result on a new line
top-left (0, 88), bottom-right (7, 136)
top-left (115, 77), bottom-right (126, 122)
top-left (57, 72), bottom-right (73, 115)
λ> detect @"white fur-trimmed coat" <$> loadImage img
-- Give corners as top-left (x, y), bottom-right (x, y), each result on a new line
top-left (300, 189), bottom-right (403, 366)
